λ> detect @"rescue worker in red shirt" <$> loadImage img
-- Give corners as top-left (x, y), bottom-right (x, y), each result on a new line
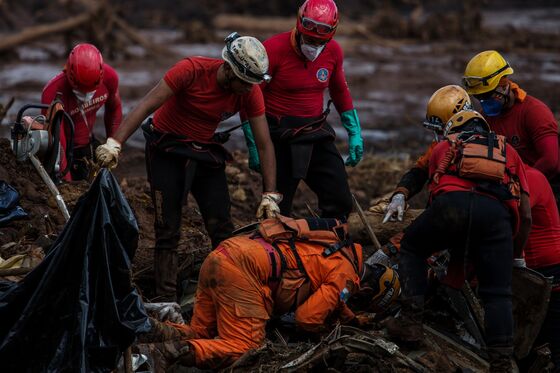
top-left (462, 50), bottom-right (560, 209)
top-left (522, 166), bottom-right (560, 369)
top-left (95, 34), bottom-right (280, 302)
top-left (23, 43), bottom-right (122, 181)
top-left (134, 216), bottom-right (400, 371)
top-left (383, 85), bottom-right (473, 223)
top-left (242, 0), bottom-right (363, 219)
top-left (394, 110), bottom-right (532, 372)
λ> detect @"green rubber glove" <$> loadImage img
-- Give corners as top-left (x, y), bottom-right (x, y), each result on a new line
top-left (341, 109), bottom-right (364, 167)
top-left (242, 121), bottom-right (261, 172)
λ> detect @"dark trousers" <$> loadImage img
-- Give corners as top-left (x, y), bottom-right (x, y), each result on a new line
top-left (70, 140), bottom-right (100, 181)
top-left (400, 191), bottom-right (514, 348)
top-left (275, 140), bottom-right (352, 219)
top-left (145, 144), bottom-right (234, 252)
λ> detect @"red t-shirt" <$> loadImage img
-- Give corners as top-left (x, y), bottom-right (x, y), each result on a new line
top-left (428, 138), bottom-right (529, 234)
top-left (261, 31), bottom-right (353, 118)
top-left (486, 83), bottom-right (559, 178)
top-left (42, 64), bottom-right (122, 180)
top-left (153, 57), bottom-right (265, 142)
top-left (524, 166), bottom-right (560, 268)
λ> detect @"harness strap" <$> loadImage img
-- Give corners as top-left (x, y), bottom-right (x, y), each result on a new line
top-left (255, 238), bottom-right (282, 281)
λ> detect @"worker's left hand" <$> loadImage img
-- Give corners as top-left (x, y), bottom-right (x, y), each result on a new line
top-left (144, 302), bottom-right (184, 324)
top-left (256, 192), bottom-right (283, 219)
top-left (345, 134), bottom-right (364, 167)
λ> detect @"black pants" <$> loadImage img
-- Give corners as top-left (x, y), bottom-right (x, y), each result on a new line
top-left (275, 140), bottom-right (352, 219)
top-left (400, 191), bottom-right (514, 348)
top-left (145, 144), bottom-right (234, 252)
top-left (70, 140), bottom-right (100, 181)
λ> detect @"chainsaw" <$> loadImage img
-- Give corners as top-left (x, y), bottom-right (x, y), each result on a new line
top-left (10, 96), bottom-right (75, 221)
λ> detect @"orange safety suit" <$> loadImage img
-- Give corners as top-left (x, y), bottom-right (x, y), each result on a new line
top-left (176, 235), bottom-right (362, 369)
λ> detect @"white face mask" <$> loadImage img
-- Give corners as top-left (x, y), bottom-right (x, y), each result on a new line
top-left (300, 42), bottom-right (325, 62)
top-left (73, 89), bottom-right (96, 103)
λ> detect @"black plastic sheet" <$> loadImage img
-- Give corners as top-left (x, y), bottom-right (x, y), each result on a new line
top-left (0, 169), bottom-right (150, 372)
top-left (0, 181), bottom-right (27, 226)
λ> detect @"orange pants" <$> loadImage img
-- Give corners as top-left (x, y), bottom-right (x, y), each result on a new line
top-left (186, 240), bottom-right (273, 369)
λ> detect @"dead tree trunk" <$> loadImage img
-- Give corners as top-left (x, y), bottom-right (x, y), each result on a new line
top-left (0, 12), bottom-right (94, 52)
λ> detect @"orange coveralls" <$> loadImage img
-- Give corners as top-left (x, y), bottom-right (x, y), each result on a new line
top-left (177, 235), bottom-right (362, 369)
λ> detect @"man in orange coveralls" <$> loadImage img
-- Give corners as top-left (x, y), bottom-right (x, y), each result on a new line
top-left (136, 216), bottom-right (400, 371)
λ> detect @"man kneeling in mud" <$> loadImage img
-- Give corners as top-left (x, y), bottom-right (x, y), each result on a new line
top-left (135, 216), bottom-right (400, 371)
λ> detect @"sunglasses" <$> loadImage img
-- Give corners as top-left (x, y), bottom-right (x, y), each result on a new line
top-left (462, 63), bottom-right (510, 89)
top-left (301, 17), bottom-right (336, 35)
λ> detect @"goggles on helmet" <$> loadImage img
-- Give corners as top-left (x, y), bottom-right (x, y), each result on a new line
top-left (300, 17), bottom-right (336, 35)
top-left (225, 32), bottom-right (272, 84)
top-left (462, 63), bottom-right (511, 89)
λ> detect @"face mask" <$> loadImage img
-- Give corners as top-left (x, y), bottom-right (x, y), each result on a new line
top-left (73, 89), bottom-right (96, 103)
top-left (300, 42), bottom-right (325, 62)
top-left (480, 98), bottom-right (504, 117)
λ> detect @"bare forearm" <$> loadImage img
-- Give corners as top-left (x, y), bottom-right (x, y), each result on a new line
top-left (113, 79), bottom-right (173, 144)
top-left (258, 141), bottom-right (276, 192)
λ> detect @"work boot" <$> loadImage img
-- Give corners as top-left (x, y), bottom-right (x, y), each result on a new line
top-left (138, 317), bottom-right (185, 343)
top-left (487, 345), bottom-right (514, 373)
top-left (384, 297), bottom-right (424, 345)
top-left (154, 249), bottom-right (178, 302)
top-left (136, 341), bottom-right (195, 372)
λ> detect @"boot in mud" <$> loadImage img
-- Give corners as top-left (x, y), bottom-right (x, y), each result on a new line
top-left (136, 340), bottom-right (195, 372)
top-left (154, 249), bottom-right (178, 302)
top-left (487, 345), bottom-right (514, 373)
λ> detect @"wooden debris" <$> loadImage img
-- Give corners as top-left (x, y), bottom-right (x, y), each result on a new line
top-left (347, 209), bottom-right (422, 245)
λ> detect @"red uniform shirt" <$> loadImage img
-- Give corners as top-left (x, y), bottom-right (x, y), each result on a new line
top-left (154, 57), bottom-right (265, 142)
top-left (428, 138), bottom-right (529, 234)
top-left (42, 63), bottom-right (122, 148)
top-left (486, 83), bottom-right (559, 178)
top-left (262, 31), bottom-right (353, 118)
top-left (524, 166), bottom-right (560, 268)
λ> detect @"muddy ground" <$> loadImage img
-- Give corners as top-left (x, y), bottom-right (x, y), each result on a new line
top-left (0, 3), bottom-right (559, 371)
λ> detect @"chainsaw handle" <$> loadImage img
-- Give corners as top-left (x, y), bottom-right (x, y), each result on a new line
top-left (14, 104), bottom-right (49, 125)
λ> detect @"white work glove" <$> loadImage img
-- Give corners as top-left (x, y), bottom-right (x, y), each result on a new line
top-left (95, 137), bottom-right (122, 168)
top-left (365, 249), bottom-right (392, 268)
top-left (513, 258), bottom-right (527, 268)
top-left (382, 193), bottom-right (406, 223)
top-left (143, 302), bottom-right (184, 324)
top-left (256, 192), bottom-right (283, 219)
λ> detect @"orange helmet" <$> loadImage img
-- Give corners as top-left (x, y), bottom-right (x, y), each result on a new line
top-left (66, 43), bottom-right (104, 92)
top-left (443, 110), bottom-right (490, 137)
top-left (425, 85), bottom-right (473, 133)
top-left (359, 263), bottom-right (401, 313)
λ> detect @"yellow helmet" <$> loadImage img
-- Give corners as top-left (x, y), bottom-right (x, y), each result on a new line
top-left (359, 263), bottom-right (401, 313)
top-left (462, 50), bottom-right (514, 95)
top-left (425, 85), bottom-right (473, 132)
top-left (443, 110), bottom-right (490, 137)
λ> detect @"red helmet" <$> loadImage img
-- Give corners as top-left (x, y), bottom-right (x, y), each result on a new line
top-left (296, 0), bottom-right (339, 41)
top-left (66, 43), bottom-right (104, 92)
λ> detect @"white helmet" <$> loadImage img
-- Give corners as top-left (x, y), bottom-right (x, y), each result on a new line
top-left (222, 32), bottom-right (271, 84)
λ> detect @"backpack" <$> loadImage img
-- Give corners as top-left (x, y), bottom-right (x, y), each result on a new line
top-left (252, 216), bottom-right (361, 316)
top-left (434, 131), bottom-right (507, 184)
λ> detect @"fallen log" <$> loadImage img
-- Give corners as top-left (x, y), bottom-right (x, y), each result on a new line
top-left (348, 209), bottom-right (423, 245)
top-left (0, 12), bottom-right (94, 52)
